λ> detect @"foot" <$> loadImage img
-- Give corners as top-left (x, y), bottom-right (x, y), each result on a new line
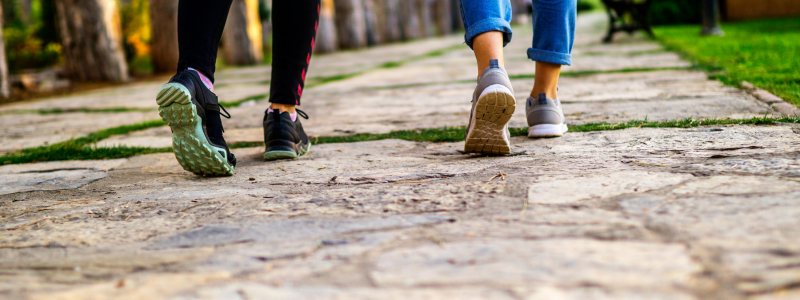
top-left (464, 59), bottom-right (516, 155)
top-left (263, 108), bottom-right (311, 161)
top-left (526, 93), bottom-right (568, 137)
top-left (156, 69), bottom-right (236, 176)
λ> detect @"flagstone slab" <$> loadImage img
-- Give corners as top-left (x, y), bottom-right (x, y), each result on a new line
top-left (370, 239), bottom-right (698, 289)
top-left (170, 285), bottom-right (516, 300)
top-left (2, 123), bottom-right (800, 298)
top-left (151, 215), bottom-right (448, 249)
top-left (0, 111), bottom-right (160, 153)
top-left (0, 159), bottom-right (127, 195)
top-left (527, 171), bottom-right (694, 204)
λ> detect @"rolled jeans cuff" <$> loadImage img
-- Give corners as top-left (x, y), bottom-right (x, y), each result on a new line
top-left (464, 18), bottom-right (513, 50)
top-left (527, 48), bottom-right (572, 66)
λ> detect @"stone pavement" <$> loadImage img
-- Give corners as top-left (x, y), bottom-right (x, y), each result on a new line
top-left (2, 13), bottom-right (800, 300)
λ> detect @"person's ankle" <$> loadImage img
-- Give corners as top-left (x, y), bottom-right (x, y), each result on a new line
top-left (269, 103), bottom-right (296, 113)
top-left (531, 88), bottom-right (558, 99)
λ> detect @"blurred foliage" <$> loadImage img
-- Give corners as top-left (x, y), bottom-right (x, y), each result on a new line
top-left (655, 18), bottom-right (800, 106)
top-left (3, 25), bottom-right (61, 72)
top-left (120, 0), bottom-right (151, 66)
top-left (650, 0), bottom-right (701, 25)
top-left (2, 0), bottom-right (61, 72)
top-left (2, 0), bottom-right (25, 27)
top-left (577, 0), bottom-right (603, 13)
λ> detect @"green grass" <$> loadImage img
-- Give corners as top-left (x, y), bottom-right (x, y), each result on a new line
top-left (5, 116), bottom-right (794, 166)
top-left (305, 72), bottom-right (365, 88)
top-left (0, 120), bottom-right (167, 165)
top-left (1, 107), bottom-right (155, 115)
top-left (219, 93), bottom-right (269, 107)
top-left (567, 116), bottom-right (799, 132)
top-left (577, 0), bottom-right (604, 13)
top-left (509, 66), bottom-right (693, 80)
top-left (1, 94), bottom-right (270, 115)
top-left (654, 18), bottom-right (800, 107)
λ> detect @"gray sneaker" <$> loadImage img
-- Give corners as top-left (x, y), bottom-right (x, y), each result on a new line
top-left (526, 93), bottom-right (568, 137)
top-left (464, 59), bottom-right (516, 155)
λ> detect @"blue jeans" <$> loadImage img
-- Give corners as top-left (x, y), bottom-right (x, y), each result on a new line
top-left (459, 0), bottom-right (577, 65)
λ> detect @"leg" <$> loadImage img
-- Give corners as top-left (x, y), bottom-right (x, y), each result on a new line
top-left (268, 0), bottom-right (321, 112)
top-left (176, 0), bottom-right (233, 82)
top-left (263, 0), bottom-right (320, 161)
top-left (472, 31), bottom-right (505, 78)
top-left (459, 0), bottom-right (516, 155)
top-left (156, 0), bottom-right (238, 176)
top-left (459, 0), bottom-right (513, 77)
top-left (527, 0), bottom-right (576, 99)
top-left (531, 61), bottom-right (561, 99)
top-left (525, 0), bottom-right (577, 138)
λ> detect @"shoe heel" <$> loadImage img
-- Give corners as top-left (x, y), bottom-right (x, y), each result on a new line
top-left (157, 83), bottom-right (196, 127)
top-left (465, 85), bottom-right (516, 155)
top-left (156, 83), bottom-right (234, 176)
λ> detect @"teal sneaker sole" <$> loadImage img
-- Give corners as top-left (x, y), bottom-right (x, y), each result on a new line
top-left (263, 143), bottom-right (311, 161)
top-left (156, 83), bottom-right (234, 176)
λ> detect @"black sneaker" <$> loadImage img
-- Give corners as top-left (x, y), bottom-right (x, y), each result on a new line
top-left (156, 69), bottom-right (236, 176)
top-left (262, 109), bottom-right (310, 161)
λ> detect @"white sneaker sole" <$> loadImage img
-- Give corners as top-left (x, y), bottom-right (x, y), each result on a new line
top-left (465, 84), bottom-right (516, 155)
top-left (528, 123), bottom-right (569, 137)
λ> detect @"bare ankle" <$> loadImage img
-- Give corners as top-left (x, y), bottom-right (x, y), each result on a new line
top-left (269, 103), bottom-right (296, 113)
top-left (531, 87), bottom-right (558, 99)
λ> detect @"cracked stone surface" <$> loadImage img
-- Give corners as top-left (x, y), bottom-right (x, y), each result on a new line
top-left (1, 12), bottom-right (800, 300)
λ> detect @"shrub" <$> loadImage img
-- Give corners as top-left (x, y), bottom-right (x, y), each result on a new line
top-left (3, 25), bottom-right (61, 72)
top-left (650, 0), bottom-right (701, 25)
top-left (578, 0), bottom-right (602, 13)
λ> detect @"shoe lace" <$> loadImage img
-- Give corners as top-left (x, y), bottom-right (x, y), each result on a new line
top-left (296, 109), bottom-right (309, 120)
top-left (216, 103), bottom-right (231, 133)
top-left (218, 103), bottom-right (231, 119)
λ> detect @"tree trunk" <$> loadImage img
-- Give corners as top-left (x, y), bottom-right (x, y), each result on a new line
top-left (149, 0), bottom-right (178, 74)
top-left (363, 0), bottom-right (379, 45)
top-left (315, 0), bottom-right (337, 53)
top-left (334, 0), bottom-right (367, 49)
top-left (376, 0), bottom-right (401, 43)
top-left (510, 0), bottom-right (530, 24)
top-left (54, 0), bottom-right (128, 82)
top-left (432, 0), bottom-right (452, 35)
top-left (416, 0), bottom-right (434, 37)
top-left (451, 0), bottom-right (464, 32)
top-left (20, 0), bottom-right (32, 24)
top-left (0, 3), bottom-right (10, 98)
top-left (399, 0), bottom-right (421, 40)
top-left (260, 0), bottom-right (271, 53)
top-left (222, 0), bottom-right (262, 66)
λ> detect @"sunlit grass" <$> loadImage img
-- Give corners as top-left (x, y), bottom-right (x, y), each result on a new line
top-left (655, 18), bottom-right (800, 106)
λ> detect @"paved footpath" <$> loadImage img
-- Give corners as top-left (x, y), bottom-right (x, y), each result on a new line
top-left (2, 13), bottom-right (800, 299)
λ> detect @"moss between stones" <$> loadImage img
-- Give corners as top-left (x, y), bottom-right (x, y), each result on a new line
top-left (2, 116), bottom-right (797, 166)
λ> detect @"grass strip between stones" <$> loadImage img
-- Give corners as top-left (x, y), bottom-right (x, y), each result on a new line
top-left (0, 120), bottom-right (167, 166)
top-left (510, 66), bottom-right (695, 80)
top-left (369, 66), bottom-right (695, 91)
top-left (1, 107), bottom-right (157, 115)
top-left (1, 94), bottom-right (270, 115)
top-left (2, 116), bottom-right (798, 166)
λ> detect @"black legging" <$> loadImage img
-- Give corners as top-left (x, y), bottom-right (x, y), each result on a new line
top-left (177, 0), bottom-right (320, 105)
